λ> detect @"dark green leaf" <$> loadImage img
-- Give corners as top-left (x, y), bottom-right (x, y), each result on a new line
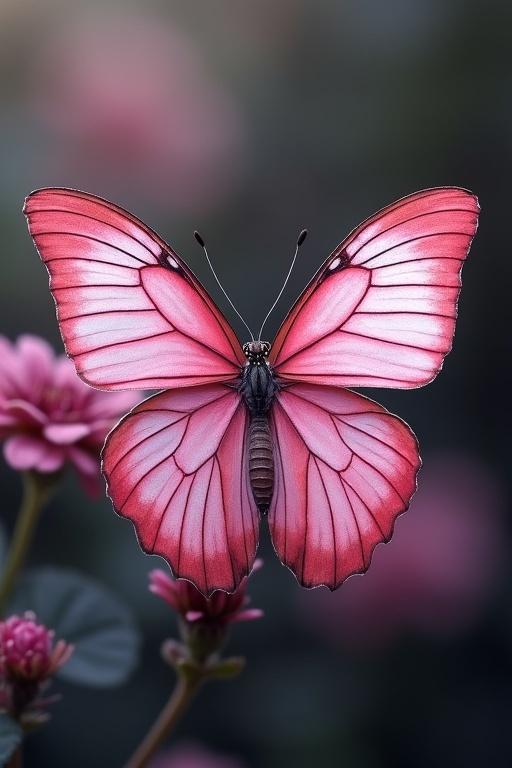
top-left (0, 714), bottom-right (22, 765)
top-left (9, 567), bottom-right (140, 688)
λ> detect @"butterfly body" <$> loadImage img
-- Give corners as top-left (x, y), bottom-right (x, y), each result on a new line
top-left (240, 341), bottom-right (276, 513)
top-left (25, 186), bottom-right (479, 596)
top-left (240, 341), bottom-right (276, 414)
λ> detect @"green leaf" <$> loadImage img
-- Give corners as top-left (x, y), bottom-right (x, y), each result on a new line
top-left (9, 567), bottom-right (140, 688)
top-left (0, 714), bottom-right (22, 764)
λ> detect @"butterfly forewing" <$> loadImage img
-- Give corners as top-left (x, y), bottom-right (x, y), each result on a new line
top-left (270, 187), bottom-right (479, 388)
top-left (24, 188), bottom-right (243, 390)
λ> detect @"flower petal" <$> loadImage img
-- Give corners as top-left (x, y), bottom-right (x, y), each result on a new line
top-left (227, 608), bottom-right (264, 623)
top-left (0, 339), bottom-right (26, 398)
top-left (3, 435), bottom-right (49, 470)
top-left (78, 471), bottom-right (103, 498)
top-left (43, 423), bottom-right (91, 445)
top-left (0, 413), bottom-right (17, 430)
top-left (17, 336), bottom-right (55, 398)
top-left (67, 445), bottom-right (102, 496)
top-left (87, 418), bottom-right (119, 445)
top-left (84, 391), bottom-right (141, 421)
top-left (148, 570), bottom-right (182, 610)
top-left (35, 445), bottom-right (65, 473)
top-left (67, 445), bottom-right (99, 476)
top-left (53, 355), bottom-right (82, 385)
top-left (185, 610), bottom-right (205, 622)
top-left (4, 399), bottom-right (47, 427)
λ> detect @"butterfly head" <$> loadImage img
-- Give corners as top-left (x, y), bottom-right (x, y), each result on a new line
top-left (243, 341), bottom-right (271, 365)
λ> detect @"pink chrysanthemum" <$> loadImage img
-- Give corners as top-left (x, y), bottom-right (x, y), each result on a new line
top-left (149, 561), bottom-right (263, 628)
top-left (0, 335), bottom-right (139, 493)
top-left (0, 612), bottom-right (73, 683)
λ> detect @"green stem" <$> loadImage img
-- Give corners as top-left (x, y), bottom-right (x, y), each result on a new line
top-left (124, 672), bottom-right (202, 768)
top-left (0, 472), bottom-right (54, 615)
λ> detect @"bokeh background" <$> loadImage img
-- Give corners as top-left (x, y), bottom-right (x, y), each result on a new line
top-left (0, 1), bottom-right (511, 766)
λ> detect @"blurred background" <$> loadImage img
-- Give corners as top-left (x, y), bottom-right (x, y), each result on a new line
top-left (0, 0), bottom-right (511, 765)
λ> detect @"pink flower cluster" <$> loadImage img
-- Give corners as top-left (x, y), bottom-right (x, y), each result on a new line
top-left (0, 612), bottom-right (73, 720)
top-left (0, 335), bottom-right (138, 493)
top-left (149, 563), bottom-right (263, 629)
top-left (0, 612), bottom-right (73, 683)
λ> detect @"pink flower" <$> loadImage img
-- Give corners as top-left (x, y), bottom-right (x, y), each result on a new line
top-left (0, 612), bottom-right (73, 683)
top-left (0, 612), bottom-right (73, 719)
top-left (149, 561), bottom-right (263, 628)
top-left (0, 335), bottom-right (139, 494)
top-left (150, 742), bottom-right (247, 768)
top-left (30, 10), bottom-right (245, 213)
top-left (298, 454), bottom-right (505, 650)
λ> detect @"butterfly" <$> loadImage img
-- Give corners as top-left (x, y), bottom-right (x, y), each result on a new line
top-left (24, 187), bottom-right (479, 596)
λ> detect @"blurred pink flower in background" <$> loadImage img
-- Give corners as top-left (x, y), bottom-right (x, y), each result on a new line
top-left (298, 454), bottom-right (506, 650)
top-left (150, 742), bottom-right (247, 768)
top-left (0, 335), bottom-right (138, 494)
top-left (150, 560), bottom-right (263, 629)
top-left (30, 10), bottom-right (245, 213)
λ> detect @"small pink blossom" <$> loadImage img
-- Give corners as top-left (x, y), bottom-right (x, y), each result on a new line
top-left (150, 742), bottom-right (247, 768)
top-left (149, 561), bottom-right (263, 628)
top-left (0, 335), bottom-right (139, 494)
top-left (298, 454), bottom-right (505, 650)
top-left (0, 612), bottom-right (73, 684)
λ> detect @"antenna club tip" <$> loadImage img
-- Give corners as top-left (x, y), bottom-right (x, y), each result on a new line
top-left (194, 231), bottom-right (205, 248)
top-left (297, 229), bottom-right (308, 246)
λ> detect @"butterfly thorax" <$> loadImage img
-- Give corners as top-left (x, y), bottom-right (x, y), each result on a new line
top-left (241, 341), bottom-right (276, 514)
top-left (240, 341), bottom-right (277, 415)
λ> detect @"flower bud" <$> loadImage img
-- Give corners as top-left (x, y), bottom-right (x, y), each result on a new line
top-left (149, 562), bottom-right (263, 664)
top-left (149, 561), bottom-right (263, 630)
top-left (0, 612), bottom-right (73, 684)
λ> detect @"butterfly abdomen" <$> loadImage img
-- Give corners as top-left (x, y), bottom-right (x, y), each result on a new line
top-left (240, 356), bottom-right (277, 514)
top-left (248, 415), bottom-right (274, 514)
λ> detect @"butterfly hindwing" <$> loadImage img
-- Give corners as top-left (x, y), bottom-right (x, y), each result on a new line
top-left (24, 188), bottom-right (243, 390)
top-left (269, 383), bottom-right (420, 590)
top-left (102, 384), bottom-right (258, 596)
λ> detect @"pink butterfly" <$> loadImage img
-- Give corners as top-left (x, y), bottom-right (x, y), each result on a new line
top-left (24, 187), bottom-right (479, 596)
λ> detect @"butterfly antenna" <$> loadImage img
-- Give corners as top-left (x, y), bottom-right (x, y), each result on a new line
top-left (257, 229), bottom-right (308, 341)
top-left (194, 231), bottom-right (254, 341)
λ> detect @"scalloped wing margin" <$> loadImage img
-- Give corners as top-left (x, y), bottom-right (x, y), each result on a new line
top-left (269, 383), bottom-right (420, 590)
top-left (271, 187), bottom-right (479, 388)
top-left (24, 188), bottom-right (243, 390)
top-left (102, 384), bottom-right (259, 596)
